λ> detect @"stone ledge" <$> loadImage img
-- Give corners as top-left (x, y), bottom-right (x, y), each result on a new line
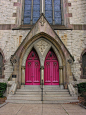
top-left (12, 25), bottom-right (73, 30)
top-left (0, 102), bottom-right (7, 108)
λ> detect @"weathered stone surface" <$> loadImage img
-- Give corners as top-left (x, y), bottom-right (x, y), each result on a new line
top-left (68, 0), bottom-right (86, 24)
top-left (0, 0), bottom-right (86, 84)
top-left (0, 30), bottom-right (28, 81)
top-left (36, 40), bottom-right (49, 55)
top-left (57, 30), bottom-right (86, 79)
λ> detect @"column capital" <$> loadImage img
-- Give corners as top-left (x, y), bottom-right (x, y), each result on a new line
top-left (40, 66), bottom-right (44, 69)
top-left (21, 66), bottom-right (25, 69)
top-left (59, 66), bottom-right (63, 69)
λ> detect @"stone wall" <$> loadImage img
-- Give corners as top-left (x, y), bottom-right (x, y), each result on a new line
top-left (0, 0), bottom-right (86, 25)
top-left (0, 30), bottom-right (29, 82)
top-left (0, 29), bottom-right (85, 82)
top-left (0, 0), bottom-right (17, 24)
top-left (56, 30), bottom-right (86, 80)
top-left (68, 0), bottom-right (86, 24)
top-left (0, 0), bottom-right (86, 82)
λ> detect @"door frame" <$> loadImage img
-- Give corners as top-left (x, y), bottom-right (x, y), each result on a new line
top-left (25, 49), bottom-right (40, 85)
top-left (44, 49), bottom-right (59, 85)
top-left (21, 38), bottom-right (63, 87)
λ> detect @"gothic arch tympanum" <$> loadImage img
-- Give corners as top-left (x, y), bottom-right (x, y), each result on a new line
top-left (25, 49), bottom-right (40, 85)
top-left (10, 14), bottom-right (74, 88)
top-left (44, 49), bottom-right (59, 85)
top-left (21, 38), bottom-right (63, 86)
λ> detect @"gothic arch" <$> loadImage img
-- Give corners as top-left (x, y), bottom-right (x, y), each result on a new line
top-left (22, 37), bottom-right (63, 67)
top-left (11, 31), bottom-right (73, 88)
top-left (80, 49), bottom-right (86, 79)
top-left (0, 48), bottom-right (5, 78)
top-left (21, 37), bottom-right (64, 85)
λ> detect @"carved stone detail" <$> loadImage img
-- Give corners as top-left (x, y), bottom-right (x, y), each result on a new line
top-left (10, 55), bottom-right (17, 64)
top-left (37, 40), bottom-right (48, 55)
top-left (40, 16), bottom-right (45, 26)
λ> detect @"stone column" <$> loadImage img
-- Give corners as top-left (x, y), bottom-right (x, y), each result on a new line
top-left (59, 66), bottom-right (63, 89)
top-left (40, 66), bottom-right (44, 85)
top-left (21, 66), bottom-right (25, 85)
top-left (12, 63), bottom-right (18, 83)
top-left (67, 59), bottom-right (72, 84)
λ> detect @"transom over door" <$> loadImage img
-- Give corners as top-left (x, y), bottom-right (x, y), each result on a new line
top-left (44, 49), bottom-right (59, 85)
top-left (25, 49), bottom-right (40, 85)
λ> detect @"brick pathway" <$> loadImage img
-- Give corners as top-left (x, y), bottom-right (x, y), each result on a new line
top-left (0, 103), bottom-right (86, 115)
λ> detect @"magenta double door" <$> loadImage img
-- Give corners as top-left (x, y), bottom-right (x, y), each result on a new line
top-left (44, 50), bottom-right (59, 85)
top-left (25, 49), bottom-right (59, 85)
top-left (25, 50), bottom-right (40, 85)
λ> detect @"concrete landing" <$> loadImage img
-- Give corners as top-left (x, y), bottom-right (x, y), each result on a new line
top-left (0, 103), bottom-right (86, 115)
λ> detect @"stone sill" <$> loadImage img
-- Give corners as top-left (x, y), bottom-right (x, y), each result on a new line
top-left (12, 25), bottom-right (73, 30)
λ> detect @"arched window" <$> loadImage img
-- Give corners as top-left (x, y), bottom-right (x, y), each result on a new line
top-left (24, 0), bottom-right (40, 24)
top-left (45, 0), bottom-right (61, 24)
top-left (23, 0), bottom-right (62, 25)
top-left (0, 53), bottom-right (3, 78)
top-left (82, 53), bottom-right (86, 77)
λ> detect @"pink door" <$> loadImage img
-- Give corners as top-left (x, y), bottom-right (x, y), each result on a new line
top-left (25, 49), bottom-right (40, 85)
top-left (44, 49), bottom-right (59, 85)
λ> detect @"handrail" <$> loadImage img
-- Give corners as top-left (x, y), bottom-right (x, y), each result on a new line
top-left (41, 80), bottom-right (43, 101)
top-left (9, 83), bottom-right (17, 94)
top-left (68, 83), bottom-right (78, 96)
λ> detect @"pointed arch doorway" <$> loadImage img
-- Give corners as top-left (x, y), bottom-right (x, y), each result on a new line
top-left (44, 49), bottom-right (59, 85)
top-left (25, 49), bottom-right (40, 85)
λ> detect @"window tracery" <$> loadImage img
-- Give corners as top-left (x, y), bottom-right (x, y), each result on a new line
top-left (23, 0), bottom-right (62, 25)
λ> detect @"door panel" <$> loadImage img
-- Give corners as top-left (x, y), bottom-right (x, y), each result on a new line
top-left (44, 49), bottom-right (59, 85)
top-left (25, 49), bottom-right (40, 85)
top-left (33, 61), bottom-right (40, 84)
top-left (44, 61), bottom-right (51, 85)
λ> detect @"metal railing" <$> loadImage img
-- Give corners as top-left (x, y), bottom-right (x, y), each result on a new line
top-left (41, 80), bottom-right (43, 101)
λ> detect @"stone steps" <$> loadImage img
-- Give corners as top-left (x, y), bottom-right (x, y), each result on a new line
top-left (43, 96), bottom-right (78, 100)
top-left (16, 91), bottom-right (41, 95)
top-left (7, 95), bottom-right (41, 101)
top-left (6, 85), bottom-right (79, 104)
top-left (43, 100), bottom-right (79, 104)
top-left (16, 91), bottom-right (69, 95)
top-left (43, 89), bottom-right (68, 92)
top-left (7, 95), bottom-right (77, 100)
top-left (17, 89), bottom-right (68, 92)
top-left (6, 100), bottom-right (42, 104)
top-left (6, 100), bottom-right (79, 104)
top-left (17, 89), bottom-right (41, 92)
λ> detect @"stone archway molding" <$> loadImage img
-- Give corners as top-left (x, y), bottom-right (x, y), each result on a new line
top-left (10, 14), bottom-right (74, 88)
top-left (21, 38), bottom-right (63, 85)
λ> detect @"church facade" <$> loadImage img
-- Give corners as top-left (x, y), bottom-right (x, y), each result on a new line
top-left (0, 0), bottom-right (86, 92)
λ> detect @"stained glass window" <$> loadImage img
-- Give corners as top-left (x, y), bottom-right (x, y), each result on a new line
top-left (33, 0), bottom-right (40, 24)
top-left (45, 0), bottom-right (53, 24)
top-left (54, 0), bottom-right (61, 24)
top-left (23, 0), bottom-right (62, 25)
top-left (24, 0), bottom-right (40, 24)
top-left (24, 0), bottom-right (32, 24)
